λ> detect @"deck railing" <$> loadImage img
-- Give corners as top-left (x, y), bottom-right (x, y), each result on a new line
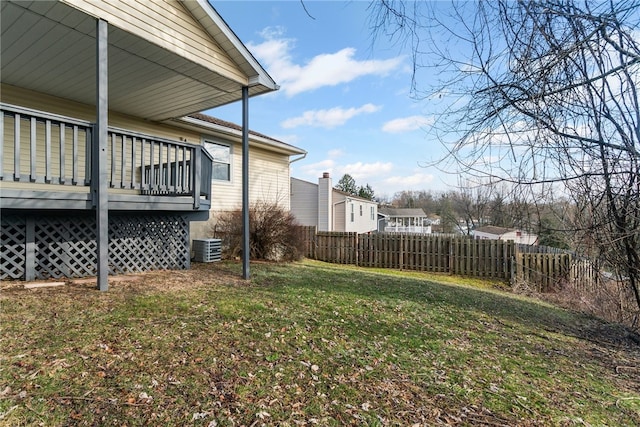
top-left (1, 104), bottom-right (211, 207)
top-left (1, 104), bottom-right (92, 186)
top-left (383, 225), bottom-right (431, 233)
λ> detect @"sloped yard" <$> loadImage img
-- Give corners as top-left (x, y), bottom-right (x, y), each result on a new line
top-left (1, 260), bottom-right (639, 426)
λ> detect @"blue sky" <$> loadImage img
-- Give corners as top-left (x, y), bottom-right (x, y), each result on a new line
top-left (207, 1), bottom-right (455, 199)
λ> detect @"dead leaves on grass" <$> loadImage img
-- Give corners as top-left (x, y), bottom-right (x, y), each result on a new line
top-left (2, 262), bottom-right (640, 426)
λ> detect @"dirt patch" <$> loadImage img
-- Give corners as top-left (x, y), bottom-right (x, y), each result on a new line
top-left (0, 262), bottom-right (245, 297)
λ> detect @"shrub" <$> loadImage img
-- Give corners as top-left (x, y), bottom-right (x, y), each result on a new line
top-left (211, 201), bottom-right (305, 262)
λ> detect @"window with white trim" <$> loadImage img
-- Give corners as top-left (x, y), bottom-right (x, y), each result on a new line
top-left (350, 204), bottom-right (354, 222)
top-left (204, 141), bottom-right (231, 181)
top-left (370, 206), bottom-right (375, 220)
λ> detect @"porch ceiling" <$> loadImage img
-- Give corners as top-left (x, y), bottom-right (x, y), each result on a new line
top-left (1, 1), bottom-right (267, 121)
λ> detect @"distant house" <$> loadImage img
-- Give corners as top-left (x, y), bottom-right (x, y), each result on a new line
top-left (378, 208), bottom-right (431, 234)
top-left (290, 173), bottom-right (378, 233)
top-left (472, 226), bottom-right (538, 245)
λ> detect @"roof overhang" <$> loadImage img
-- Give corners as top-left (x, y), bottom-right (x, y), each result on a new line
top-left (0, 0), bottom-right (278, 121)
top-left (183, 0), bottom-right (279, 91)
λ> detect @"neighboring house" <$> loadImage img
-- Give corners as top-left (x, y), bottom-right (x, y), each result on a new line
top-left (378, 208), bottom-right (432, 234)
top-left (428, 215), bottom-right (441, 226)
top-left (0, 0), bottom-right (305, 283)
top-left (472, 226), bottom-right (538, 245)
top-left (291, 173), bottom-right (378, 233)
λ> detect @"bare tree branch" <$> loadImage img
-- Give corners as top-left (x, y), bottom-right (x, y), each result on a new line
top-left (368, 0), bottom-right (640, 322)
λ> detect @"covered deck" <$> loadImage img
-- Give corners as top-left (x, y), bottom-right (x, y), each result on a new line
top-left (378, 207), bottom-right (432, 234)
top-left (1, 103), bottom-right (213, 212)
top-left (1, 0), bottom-right (279, 285)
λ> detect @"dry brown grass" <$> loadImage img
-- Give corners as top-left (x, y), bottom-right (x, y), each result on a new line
top-left (1, 261), bottom-right (639, 426)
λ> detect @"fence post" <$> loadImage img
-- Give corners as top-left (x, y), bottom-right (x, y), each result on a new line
top-left (400, 233), bottom-right (404, 270)
top-left (448, 237), bottom-right (453, 274)
top-left (508, 242), bottom-right (516, 284)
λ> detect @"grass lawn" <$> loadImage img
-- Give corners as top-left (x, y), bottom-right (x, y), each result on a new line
top-left (1, 259), bottom-right (639, 426)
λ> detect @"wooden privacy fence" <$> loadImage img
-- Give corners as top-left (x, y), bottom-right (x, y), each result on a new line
top-left (315, 232), bottom-right (359, 264)
top-left (514, 253), bottom-right (598, 292)
top-left (449, 237), bottom-right (515, 278)
top-left (301, 227), bottom-right (598, 289)
top-left (514, 253), bottom-right (571, 292)
top-left (358, 233), bottom-right (451, 272)
top-left (304, 229), bottom-right (516, 280)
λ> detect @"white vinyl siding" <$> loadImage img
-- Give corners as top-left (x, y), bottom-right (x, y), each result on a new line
top-left (61, 0), bottom-right (246, 83)
top-left (333, 200), bottom-right (346, 232)
top-left (208, 143), bottom-right (291, 212)
top-left (0, 85), bottom-right (206, 180)
top-left (1, 114), bottom-right (90, 186)
top-left (290, 178), bottom-right (319, 227)
top-left (1, 85), bottom-right (202, 143)
top-left (344, 198), bottom-right (378, 233)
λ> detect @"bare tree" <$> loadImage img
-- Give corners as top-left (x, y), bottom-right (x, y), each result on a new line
top-left (449, 179), bottom-right (492, 234)
top-left (369, 0), bottom-right (640, 323)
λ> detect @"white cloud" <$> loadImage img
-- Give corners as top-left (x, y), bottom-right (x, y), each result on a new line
top-left (298, 159), bottom-right (336, 179)
top-left (366, 170), bottom-right (439, 198)
top-left (247, 28), bottom-right (404, 96)
top-left (258, 26), bottom-right (287, 40)
top-left (295, 160), bottom-right (393, 187)
top-left (382, 115), bottom-right (434, 133)
top-left (294, 161), bottom-right (442, 196)
top-left (383, 172), bottom-right (435, 188)
top-left (338, 161), bottom-right (393, 181)
top-left (281, 104), bottom-right (381, 129)
top-left (327, 149), bottom-right (345, 158)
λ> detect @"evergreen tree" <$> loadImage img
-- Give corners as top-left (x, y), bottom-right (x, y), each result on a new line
top-left (336, 174), bottom-right (357, 195)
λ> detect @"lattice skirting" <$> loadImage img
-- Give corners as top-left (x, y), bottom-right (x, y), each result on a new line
top-left (1, 212), bottom-right (190, 280)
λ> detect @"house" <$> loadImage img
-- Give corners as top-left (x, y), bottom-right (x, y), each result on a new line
top-left (0, 0), bottom-right (305, 286)
top-left (377, 207), bottom-right (431, 234)
top-left (184, 114), bottom-right (306, 240)
top-left (472, 226), bottom-right (538, 245)
top-left (291, 173), bottom-right (378, 233)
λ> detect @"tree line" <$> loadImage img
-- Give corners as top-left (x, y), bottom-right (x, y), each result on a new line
top-left (380, 183), bottom-right (572, 250)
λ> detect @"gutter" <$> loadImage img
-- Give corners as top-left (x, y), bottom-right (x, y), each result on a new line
top-left (289, 152), bottom-right (307, 164)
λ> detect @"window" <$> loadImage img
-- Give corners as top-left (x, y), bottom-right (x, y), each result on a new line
top-left (204, 141), bottom-right (231, 181)
top-left (350, 204), bottom-right (354, 222)
top-left (370, 206), bottom-right (374, 220)
top-left (360, 205), bottom-right (363, 216)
